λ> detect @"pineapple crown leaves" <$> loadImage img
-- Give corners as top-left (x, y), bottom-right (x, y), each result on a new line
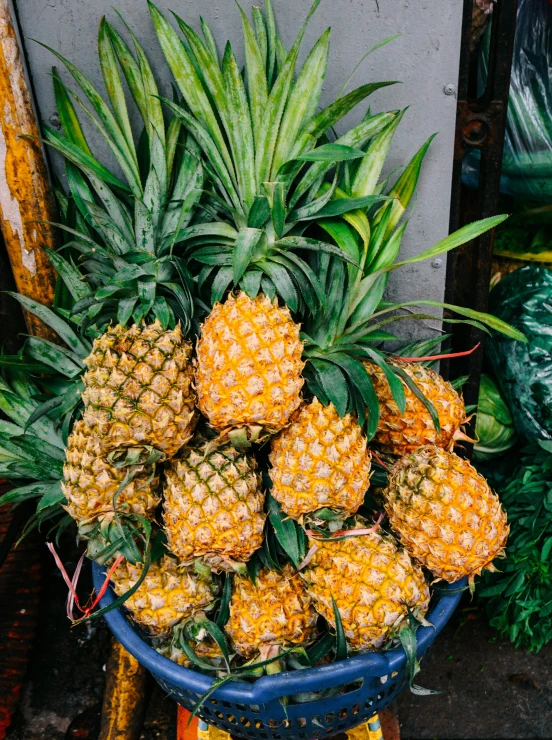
top-left (174, 614), bottom-right (232, 673)
top-left (149, 0), bottom-right (398, 312)
top-left (0, 292), bottom-right (90, 438)
top-left (297, 126), bottom-right (524, 436)
top-left (37, 16), bottom-right (206, 334)
top-left (398, 608), bottom-right (440, 696)
top-left (0, 372), bottom-right (70, 541)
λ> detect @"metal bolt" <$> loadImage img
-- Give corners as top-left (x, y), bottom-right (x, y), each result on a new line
top-left (49, 113), bottom-right (61, 128)
top-left (444, 84), bottom-right (457, 96)
top-left (431, 259), bottom-right (443, 269)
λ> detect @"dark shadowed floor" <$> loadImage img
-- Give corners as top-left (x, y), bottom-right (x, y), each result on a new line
top-left (5, 557), bottom-right (552, 740)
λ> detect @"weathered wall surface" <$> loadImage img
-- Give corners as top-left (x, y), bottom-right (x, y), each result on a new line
top-left (15, 0), bottom-right (463, 337)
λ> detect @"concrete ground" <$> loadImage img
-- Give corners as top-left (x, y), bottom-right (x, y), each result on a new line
top-left (5, 555), bottom-right (552, 740)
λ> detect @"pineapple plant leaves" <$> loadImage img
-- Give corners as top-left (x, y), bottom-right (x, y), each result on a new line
top-left (331, 595), bottom-right (348, 661)
top-left (150, 0), bottom-right (398, 312)
top-left (40, 19), bottom-right (206, 335)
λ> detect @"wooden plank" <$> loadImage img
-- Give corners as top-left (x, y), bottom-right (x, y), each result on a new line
top-left (98, 638), bottom-right (149, 740)
top-left (0, 0), bottom-right (57, 338)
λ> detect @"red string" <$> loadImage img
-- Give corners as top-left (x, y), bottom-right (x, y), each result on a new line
top-left (305, 513), bottom-right (386, 541)
top-left (47, 543), bottom-right (124, 622)
top-left (371, 449), bottom-right (390, 471)
top-left (82, 555), bottom-right (124, 618)
top-left (394, 342), bottom-right (480, 363)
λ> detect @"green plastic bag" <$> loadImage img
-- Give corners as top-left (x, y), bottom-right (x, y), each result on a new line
top-left (473, 374), bottom-right (517, 461)
top-left (487, 266), bottom-right (552, 441)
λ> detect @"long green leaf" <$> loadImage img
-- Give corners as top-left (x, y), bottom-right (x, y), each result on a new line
top-left (8, 294), bottom-right (88, 357)
top-left (45, 249), bottom-right (92, 302)
top-left (393, 215), bottom-right (509, 270)
top-left (52, 67), bottom-right (91, 155)
top-left (289, 112), bottom-right (395, 207)
top-left (43, 127), bottom-right (130, 195)
top-left (267, 493), bottom-right (300, 567)
top-left (148, 3), bottom-right (235, 181)
top-left (310, 358), bottom-right (348, 417)
top-left (222, 43), bottom-right (256, 209)
top-left (37, 41), bottom-right (141, 195)
top-left (291, 81), bottom-right (398, 157)
top-left (352, 109), bottom-right (406, 197)
top-left (255, 0), bottom-right (322, 184)
top-left (233, 227), bottom-right (263, 283)
top-left (237, 5), bottom-right (268, 154)
top-left (271, 28), bottom-right (330, 176)
top-left (160, 98), bottom-right (242, 213)
top-left (98, 19), bottom-right (136, 161)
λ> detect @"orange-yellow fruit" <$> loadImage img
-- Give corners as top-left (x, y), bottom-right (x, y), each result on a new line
top-left (384, 444), bottom-right (508, 582)
top-left (301, 529), bottom-right (430, 651)
top-left (195, 292), bottom-right (304, 433)
top-left (365, 360), bottom-right (467, 455)
top-left (62, 420), bottom-right (160, 528)
top-left (163, 437), bottom-right (265, 572)
top-left (110, 555), bottom-right (216, 635)
top-left (81, 321), bottom-right (196, 457)
top-left (226, 565), bottom-right (318, 658)
top-left (269, 398), bottom-right (371, 519)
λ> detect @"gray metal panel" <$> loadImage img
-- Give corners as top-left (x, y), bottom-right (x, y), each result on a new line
top-left (15, 0), bottom-right (463, 338)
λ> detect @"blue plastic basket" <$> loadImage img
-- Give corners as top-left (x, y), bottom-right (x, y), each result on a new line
top-left (92, 563), bottom-right (464, 739)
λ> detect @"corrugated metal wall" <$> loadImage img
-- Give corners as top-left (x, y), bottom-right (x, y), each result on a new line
top-left (15, 0), bottom-right (463, 337)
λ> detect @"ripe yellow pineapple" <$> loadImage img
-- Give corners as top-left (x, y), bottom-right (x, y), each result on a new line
top-left (195, 293), bottom-right (304, 435)
top-left (226, 565), bottom-right (318, 658)
top-left (365, 360), bottom-right (467, 455)
top-left (62, 420), bottom-right (160, 530)
top-left (301, 528), bottom-right (430, 651)
top-left (163, 437), bottom-right (265, 572)
top-left (109, 555), bottom-right (217, 635)
top-left (81, 321), bottom-right (196, 458)
top-left (384, 445), bottom-right (508, 583)
top-left (269, 398), bottom-right (371, 520)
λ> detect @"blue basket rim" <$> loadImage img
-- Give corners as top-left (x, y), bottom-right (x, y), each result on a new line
top-left (92, 562), bottom-right (465, 704)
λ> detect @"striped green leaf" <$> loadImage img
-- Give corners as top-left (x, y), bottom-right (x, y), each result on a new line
top-left (352, 108), bottom-right (406, 197)
top-left (271, 27), bottom-right (330, 176)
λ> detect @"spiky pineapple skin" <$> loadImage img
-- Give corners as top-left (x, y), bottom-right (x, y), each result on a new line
top-left (269, 398), bottom-right (371, 519)
top-left (226, 565), bottom-right (318, 658)
top-left (301, 530), bottom-right (430, 651)
top-left (163, 438), bottom-right (265, 571)
top-left (365, 360), bottom-right (467, 455)
top-left (62, 420), bottom-right (160, 527)
top-left (81, 321), bottom-right (196, 458)
top-left (195, 293), bottom-right (304, 432)
top-left (384, 445), bottom-right (508, 582)
top-left (110, 555), bottom-right (216, 636)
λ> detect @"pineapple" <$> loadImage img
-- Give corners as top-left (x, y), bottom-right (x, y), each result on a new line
top-left (269, 398), bottom-right (371, 520)
top-left (109, 554), bottom-right (217, 636)
top-left (156, 635), bottom-right (224, 668)
top-left (62, 420), bottom-right (160, 530)
top-left (226, 565), bottom-right (318, 658)
top-left (195, 293), bottom-right (304, 435)
top-left (365, 360), bottom-right (468, 455)
top-left (150, 2), bottom-right (398, 441)
top-left (384, 445), bottom-right (509, 583)
top-left (81, 321), bottom-right (197, 458)
top-left (152, 0), bottom-right (515, 451)
top-left (163, 436), bottom-right (266, 571)
top-left (40, 18), bottom-right (206, 464)
top-left (301, 528), bottom-right (430, 651)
